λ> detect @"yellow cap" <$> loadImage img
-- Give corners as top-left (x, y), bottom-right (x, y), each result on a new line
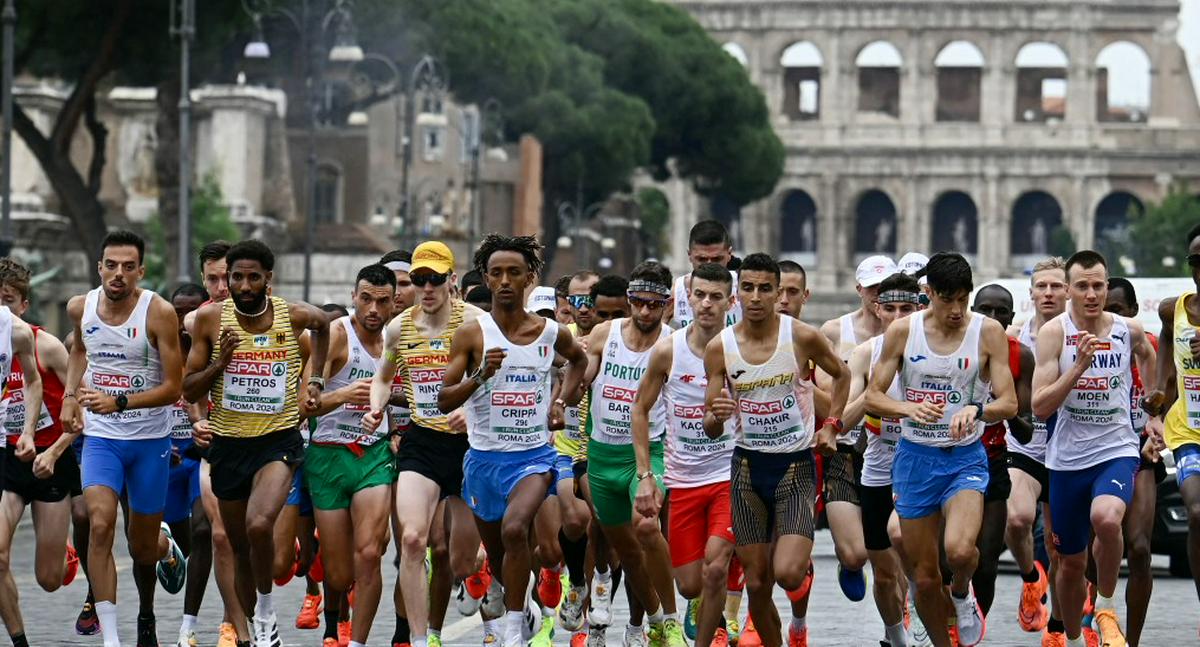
top-left (411, 241), bottom-right (454, 275)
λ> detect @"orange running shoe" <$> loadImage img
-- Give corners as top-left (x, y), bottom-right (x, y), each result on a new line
top-left (1082, 582), bottom-right (1096, 619)
top-left (217, 622), bottom-right (238, 647)
top-left (1092, 607), bottom-right (1125, 647)
top-left (63, 543), bottom-right (80, 587)
top-left (787, 623), bottom-right (807, 647)
top-left (570, 631), bottom-right (588, 647)
top-left (1018, 562), bottom-right (1050, 632)
top-left (949, 625), bottom-right (960, 647)
top-left (1041, 629), bottom-right (1067, 647)
top-left (465, 565), bottom-right (491, 600)
top-left (712, 627), bottom-right (730, 647)
top-left (537, 567), bottom-right (564, 609)
top-left (296, 593), bottom-right (323, 630)
top-left (739, 617), bottom-right (763, 647)
top-left (337, 620), bottom-right (352, 647)
top-left (1083, 626), bottom-right (1100, 647)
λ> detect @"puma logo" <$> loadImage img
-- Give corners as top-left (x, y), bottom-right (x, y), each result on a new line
top-left (1112, 332), bottom-right (1127, 343)
top-left (1111, 479), bottom-right (1125, 491)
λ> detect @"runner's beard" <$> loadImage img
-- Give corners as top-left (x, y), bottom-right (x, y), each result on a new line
top-left (236, 289), bottom-right (268, 315)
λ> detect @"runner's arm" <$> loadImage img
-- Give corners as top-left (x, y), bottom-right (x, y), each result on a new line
top-left (182, 304), bottom-right (225, 403)
top-left (978, 319), bottom-right (1017, 423)
top-left (12, 319), bottom-right (43, 441)
top-left (293, 303), bottom-right (332, 403)
top-left (802, 321), bottom-right (849, 421)
top-left (632, 339), bottom-right (671, 476)
top-left (305, 324), bottom-right (352, 418)
top-left (59, 296), bottom-right (86, 433)
top-left (702, 335), bottom-right (733, 439)
top-left (1144, 298), bottom-right (1177, 417)
top-left (581, 321), bottom-right (610, 389)
top-left (842, 341), bottom-right (873, 430)
top-left (437, 321), bottom-right (484, 413)
top-left (370, 317), bottom-right (405, 418)
top-left (864, 319), bottom-right (911, 419)
top-left (34, 330), bottom-right (80, 453)
top-left (1129, 319), bottom-right (1157, 394)
top-left (1031, 319), bottom-right (1074, 419)
top-left (124, 297), bottom-right (183, 410)
top-left (1007, 343), bottom-right (1035, 444)
top-left (556, 324), bottom-right (587, 407)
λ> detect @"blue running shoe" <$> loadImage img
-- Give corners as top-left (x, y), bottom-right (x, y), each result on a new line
top-left (156, 523), bottom-right (188, 595)
top-left (683, 598), bottom-right (699, 641)
top-left (837, 564), bottom-right (866, 602)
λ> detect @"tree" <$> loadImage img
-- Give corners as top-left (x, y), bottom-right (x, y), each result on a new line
top-left (1049, 225), bottom-right (1076, 259)
top-left (1128, 188), bottom-right (1200, 277)
top-left (636, 187), bottom-right (669, 259)
top-left (143, 171), bottom-right (239, 293)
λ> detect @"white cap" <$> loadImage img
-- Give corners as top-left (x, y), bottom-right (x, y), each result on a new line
top-left (526, 286), bottom-right (558, 314)
top-left (897, 252), bottom-right (929, 285)
top-left (855, 255), bottom-right (898, 288)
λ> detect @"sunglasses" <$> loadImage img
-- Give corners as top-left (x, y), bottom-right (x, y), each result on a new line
top-left (1189, 254), bottom-right (1200, 269)
top-left (628, 295), bottom-right (669, 311)
top-left (411, 272), bottom-right (450, 288)
top-left (567, 294), bottom-right (594, 310)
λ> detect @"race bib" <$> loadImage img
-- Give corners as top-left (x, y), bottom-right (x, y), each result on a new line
top-left (169, 400), bottom-right (193, 441)
top-left (489, 389), bottom-right (547, 446)
top-left (596, 383), bottom-right (637, 439)
top-left (222, 357), bottom-right (288, 414)
top-left (672, 402), bottom-right (731, 455)
top-left (1183, 375), bottom-right (1200, 428)
top-left (737, 395), bottom-right (802, 449)
top-left (3, 386), bottom-right (53, 435)
top-left (1064, 375), bottom-right (1123, 425)
top-left (408, 367), bottom-right (445, 421)
top-left (563, 405), bottom-right (583, 442)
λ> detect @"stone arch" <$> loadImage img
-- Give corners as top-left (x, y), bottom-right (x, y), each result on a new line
top-left (855, 41), bottom-right (903, 117)
top-left (780, 41), bottom-right (823, 121)
top-left (1010, 190), bottom-right (1063, 257)
top-left (722, 42), bottom-right (749, 67)
top-left (934, 40), bottom-right (985, 122)
top-left (1095, 41), bottom-right (1151, 122)
top-left (931, 191), bottom-right (978, 255)
top-left (779, 189), bottom-right (818, 255)
top-left (854, 189), bottom-right (897, 256)
top-left (1015, 42), bottom-right (1069, 122)
top-left (1094, 191), bottom-right (1144, 261)
top-left (314, 161), bottom-right (342, 224)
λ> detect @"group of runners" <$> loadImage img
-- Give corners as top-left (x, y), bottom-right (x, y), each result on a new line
top-left (0, 219), bottom-right (1199, 647)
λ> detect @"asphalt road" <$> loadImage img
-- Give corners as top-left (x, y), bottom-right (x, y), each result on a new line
top-left (6, 522), bottom-right (1197, 646)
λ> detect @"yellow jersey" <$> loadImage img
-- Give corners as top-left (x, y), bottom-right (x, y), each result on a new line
top-left (1166, 292), bottom-right (1200, 449)
top-left (209, 297), bottom-right (302, 438)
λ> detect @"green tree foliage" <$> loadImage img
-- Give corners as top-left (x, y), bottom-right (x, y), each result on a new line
top-left (1128, 188), bottom-right (1200, 276)
top-left (144, 172), bottom-right (239, 293)
top-left (1049, 225), bottom-right (1076, 259)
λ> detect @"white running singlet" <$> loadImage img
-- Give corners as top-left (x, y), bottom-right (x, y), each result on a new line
top-left (1046, 313), bottom-right (1137, 471)
top-left (898, 311), bottom-right (988, 448)
top-left (465, 315), bottom-right (558, 452)
top-left (587, 319), bottom-right (669, 446)
top-left (1007, 318), bottom-right (1048, 462)
top-left (861, 335), bottom-right (903, 487)
top-left (836, 313), bottom-right (866, 447)
top-left (672, 272), bottom-right (742, 330)
top-left (663, 328), bottom-right (735, 488)
top-left (722, 315), bottom-right (814, 453)
top-left (314, 317), bottom-right (385, 446)
top-left (80, 289), bottom-right (168, 440)
top-left (0, 307), bottom-right (14, 448)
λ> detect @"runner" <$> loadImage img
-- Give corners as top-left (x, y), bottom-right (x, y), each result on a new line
top-left (703, 253), bottom-right (850, 647)
top-left (632, 262), bottom-right (735, 647)
top-left (183, 239), bottom-right (331, 647)
top-left (438, 234), bottom-right (588, 647)
top-left (554, 275), bottom-right (575, 326)
top-left (865, 252), bottom-right (1017, 647)
top-left (668, 220), bottom-right (742, 329)
top-left (969, 284), bottom-right (1035, 617)
top-left (581, 261), bottom-right (686, 647)
top-left (1030, 250), bottom-right (1157, 647)
top-left (306, 264), bottom-right (398, 647)
top-left (845, 271), bottom-right (922, 647)
top-left (361, 241), bottom-right (485, 647)
top-left (1143, 223), bottom-right (1200, 639)
top-left (61, 230), bottom-right (188, 647)
top-left (1103, 276), bottom-right (1161, 647)
top-left (820, 255), bottom-right (897, 358)
top-left (0, 257), bottom-right (68, 647)
top-left (1002, 257), bottom-right (1066, 642)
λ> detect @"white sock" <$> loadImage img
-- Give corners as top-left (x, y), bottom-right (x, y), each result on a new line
top-left (411, 637), bottom-right (427, 647)
top-left (255, 591), bottom-right (274, 619)
top-left (596, 570), bottom-right (612, 584)
top-left (647, 609), bottom-right (664, 625)
top-left (180, 614), bottom-right (197, 634)
top-left (96, 601), bottom-right (120, 647)
top-left (1095, 592), bottom-right (1116, 610)
top-left (349, 642), bottom-right (366, 647)
top-left (664, 611), bottom-right (678, 623)
top-left (483, 620), bottom-right (499, 635)
top-left (791, 616), bottom-right (806, 631)
top-left (885, 622), bottom-right (908, 647)
top-left (1067, 635), bottom-right (1086, 647)
top-left (505, 610), bottom-right (524, 643)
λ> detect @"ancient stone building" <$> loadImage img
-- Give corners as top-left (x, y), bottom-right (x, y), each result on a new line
top-left (663, 0), bottom-right (1200, 292)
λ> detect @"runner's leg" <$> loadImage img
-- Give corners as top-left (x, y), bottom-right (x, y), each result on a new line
top-left (1122, 466), bottom-right (1156, 646)
top-left (394, 471), bottom-right (440, 638)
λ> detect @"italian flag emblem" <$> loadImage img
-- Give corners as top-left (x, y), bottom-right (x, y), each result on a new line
top-left (957, 357), bottom-right (970, 370)
top-left (125, 328), bottom-right (138, 339)
top-left (538, 346), bottom-right (549, 358)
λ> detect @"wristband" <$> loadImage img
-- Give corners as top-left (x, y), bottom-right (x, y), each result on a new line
top-left (822, 417), bottom-right (844, 433)
top-left (637, 470), bottom-right (655, 482)
top-left (307, 376), bottom-right (326, 390)
top-left (968, 401), bottom-right (984, 415)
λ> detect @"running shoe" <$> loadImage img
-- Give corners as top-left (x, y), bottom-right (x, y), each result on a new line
top-left (460, 565), bottom-right (491, 616)
top-left (482, 621), bottom-right (500, 646)
top-left (251, 613), bottom-right (282, 647)
top-left (482, 574), bottom-right (506, 618)
top-left (951, 586), bottom-right (985, 647)
top-left (787, 623), bottom-right (807, 647)
top-left (429, 634), bottom-right (443, 647)
top-left (1018, 562), bottom-right (1050, 632)
top-left (1084, 627), bottom-right (1101, 647)
top-left (156, 522), bottom-right (188, 594)
top-left (137, 613), bottom-right (159, 647)
top-left (624, 624), bottom-right (647, 647)
top-left (587, 625), bottom-right (608, 647)
top-left (662, 618), bottom-right (687, 647)
top-left (337, 620), bottom-right (352, 647)
top-left (725, 617), bottom-right (742, 646)
top-left (571, 630), bottom-right (589, 647)
top-left (684, 598), bottom-right (699, 640)
top-left (520, 606), bottom-right (540, 642)
top-left (455, 581), bottom-right (480, 617)
top-left (907, 594), bottom-right (931, 647)
top-left (218, 622), bottom-right (238, 647)
top-left (175, 628), bottom-right (199, 647)
top-left (296, 593), bottom-right (323, 629)
top-left (739, 618), bottom-right (763, 647)
top-left (560, 583), bottom-right (588, 632)
top-left (538, 567), bottom-right (564, 609)
top-left (1040, 630), bottom-right (1066, 647)
top-left (712, 627), bottom-right (730, 647)
top-left (590, 574), bottom-right (614, 627)
top-left (838, 564), bottom-right (867, 602)
top-left (530, 615), bottom-right (556, 647)
top-left (1092, 608), bottom-right (1125, 647)
top-left (63, 542), bottom-right (80, 587)
top-left (76, 601), bottom-right (101, 635)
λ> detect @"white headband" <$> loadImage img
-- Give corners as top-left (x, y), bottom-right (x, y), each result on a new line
top-left (384, 261), bottom-right (411, 273)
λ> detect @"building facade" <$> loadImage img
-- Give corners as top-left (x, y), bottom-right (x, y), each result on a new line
top-left (664, 0), bottom-right (1200, 290)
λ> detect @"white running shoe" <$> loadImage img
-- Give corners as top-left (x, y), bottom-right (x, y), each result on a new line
top-left (175, 628), bottom-right (198, 647)
top-left (560, 583), bottom-right (588, 632)
top-left (251, 613), bottom-right (281, 647)
top-left (623, 624), bottom-right (647, 647)
top-left (587, 624), bottom-right (608, 647)
top-left (456, 580), bottom-right (482, 617)
top-left (908, 594), bottom-right (932, 647)
top-left (590, 574), bottom-right (613, 627)
top-left (482, 577), bottom-right (506, 618)
top-left (952, 586), bottom-right (986, 647)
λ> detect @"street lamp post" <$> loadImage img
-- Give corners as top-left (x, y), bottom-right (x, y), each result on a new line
top-left (1, 0), bottom-right (16, 251)
top-left (242, 0), bottom-right (362, 303)
top-left (399, 55), bottom-right (447, 253)
top-left (171, 0), bottom-right (195, 283)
